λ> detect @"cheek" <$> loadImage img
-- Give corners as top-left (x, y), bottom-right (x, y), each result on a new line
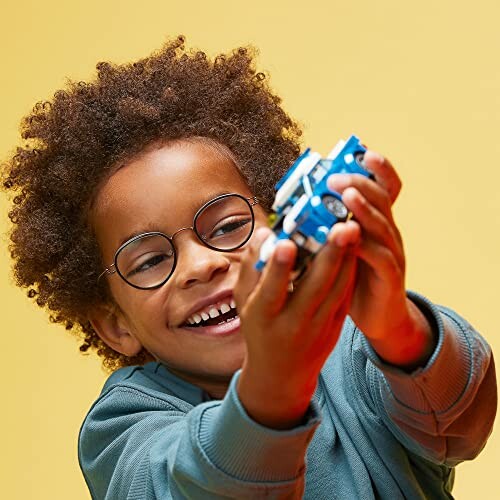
top-left (108, 279), bottom-right (138, 311)
top-left (254, 207), bottom-right (271, 228)
top-left (110, 281), bottom-right (171, 327)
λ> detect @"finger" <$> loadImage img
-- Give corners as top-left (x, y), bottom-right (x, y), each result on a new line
top-left (362, 150), bottom-right (402, 204)
top-left (292, 255), bottom-right (357, 368)
top-left (327, 172), bottom-right (394, 223)
top-left (234, 227), bottom-right (272, 308)
top-left (354, 237), bottom-right (404, 285)
top-left (287, 236), bottom-right (347, 322)
top-left (341, 187), bottom-right (404, 267)
top-left (317, 271), bottom-right (356, 350)
top-left (328, 219), bottom-right (362, 248)
top-left (311, 252), bottom-right (357, 331)
top-left (251, 238), bottom-right (297, 317)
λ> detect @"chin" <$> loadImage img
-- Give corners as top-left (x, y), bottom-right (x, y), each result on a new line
top-left (216, 357), bottom-right (245, 378)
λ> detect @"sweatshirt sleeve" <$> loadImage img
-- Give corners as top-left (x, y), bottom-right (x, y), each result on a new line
top-left (359, 291), bottom-right (497, 467)
top-left (78, 371), bottom-right (321, 499)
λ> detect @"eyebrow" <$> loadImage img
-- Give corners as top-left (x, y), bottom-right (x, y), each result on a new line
top-left (116, 190), bottom-right (234, 248)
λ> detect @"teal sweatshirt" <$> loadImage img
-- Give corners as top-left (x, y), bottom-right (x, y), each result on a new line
top-left (78, 292), bottom-right (496, 499)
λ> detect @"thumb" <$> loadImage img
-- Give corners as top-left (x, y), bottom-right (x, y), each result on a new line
top-left (252, 239), bottom-right (297, 318)
top-left (234, 227), bottom-right (273, 310)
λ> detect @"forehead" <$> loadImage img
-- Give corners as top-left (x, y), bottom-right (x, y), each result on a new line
top-left (96, 140), bottom-right (247, 209)
top-left (91, 140), bottom-right (251, 253)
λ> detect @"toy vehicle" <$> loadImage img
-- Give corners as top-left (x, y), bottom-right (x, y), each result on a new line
top-left (255, 135), bottom-right (373, 280)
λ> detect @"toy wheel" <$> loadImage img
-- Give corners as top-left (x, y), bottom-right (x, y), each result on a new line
top-left (355, 152), bottom-right (365, 167)
top-left (322, 195), bottom-right (348, 220)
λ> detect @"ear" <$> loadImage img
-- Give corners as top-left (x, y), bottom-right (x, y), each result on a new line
top-left (89, 303), bottom-right (143, 357)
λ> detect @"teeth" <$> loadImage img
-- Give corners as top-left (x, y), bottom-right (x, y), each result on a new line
top-left (185, 298), bottom-right (238, 326)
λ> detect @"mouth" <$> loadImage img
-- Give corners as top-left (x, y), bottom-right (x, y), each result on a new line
top-left (178, 295), bottom-right (241, 337)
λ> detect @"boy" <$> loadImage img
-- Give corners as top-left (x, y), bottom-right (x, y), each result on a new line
top-left (2, 36), bottom-right (496, 499)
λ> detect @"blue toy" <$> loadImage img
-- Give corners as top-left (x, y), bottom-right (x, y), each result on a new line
top-left (255, 135), bottom-right (373, 279)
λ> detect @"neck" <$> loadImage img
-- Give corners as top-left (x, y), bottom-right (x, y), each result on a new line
top-left (166, 366), bottom-right (231, 400)
top-left (199, 380), bottom-right (231, 400)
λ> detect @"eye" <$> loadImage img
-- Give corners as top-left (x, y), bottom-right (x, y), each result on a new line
top-left (127, 252), bottom-right (173, 277)
top-left (210, 217), bottom-right (251, 238)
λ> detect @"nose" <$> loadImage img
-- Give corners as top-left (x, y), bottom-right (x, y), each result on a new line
top-left (172, 229), bottom-right (231, 288)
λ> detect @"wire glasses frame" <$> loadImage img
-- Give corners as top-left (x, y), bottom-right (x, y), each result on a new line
top-left (97, 193), bottom-right (259, 290)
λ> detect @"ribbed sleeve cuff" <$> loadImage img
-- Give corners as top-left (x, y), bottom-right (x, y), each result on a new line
top-left (196, 370), bottom-right (321, 483)
top-left (360, 291), bottom-right (473, 413)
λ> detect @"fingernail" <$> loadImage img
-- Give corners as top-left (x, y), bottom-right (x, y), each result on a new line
top-left (275, 243), bottom-right (293, 263)
top-left (328, 226), bottom-right (351, 248)
top-left (327, 174), bottom-right (350, 191)
top-left (331, 233), bottom-right (347, 247)
top-left (364, 150), bottom-right (384, 165)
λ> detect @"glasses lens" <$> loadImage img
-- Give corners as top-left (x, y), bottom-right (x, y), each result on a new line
top-left (196, 195), bottom-right (254, 251)
top-left (116, 233), bottom-right (175, 289)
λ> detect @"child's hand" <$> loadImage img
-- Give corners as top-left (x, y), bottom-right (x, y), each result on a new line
top-left (234, 226), bottom-right (358, 429)
top-left (327, 150), bottom-right (435, 368)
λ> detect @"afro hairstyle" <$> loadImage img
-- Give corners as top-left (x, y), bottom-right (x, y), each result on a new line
top-left (1, 35), bottom-right (302, 371)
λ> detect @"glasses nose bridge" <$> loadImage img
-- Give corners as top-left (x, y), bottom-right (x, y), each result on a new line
top-left (171, 225), bottom-right (195, 241)
top-left (170, 225), bottom-right (207, 250)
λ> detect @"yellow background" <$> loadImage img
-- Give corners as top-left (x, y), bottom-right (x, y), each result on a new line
top-left (1, 0), bottom-right (499, 498)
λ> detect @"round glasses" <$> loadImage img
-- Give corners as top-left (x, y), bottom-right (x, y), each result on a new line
top-left (98, 193), bottom-right (259, 290)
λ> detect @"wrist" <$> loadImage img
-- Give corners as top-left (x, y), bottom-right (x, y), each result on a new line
top-left (237, 363), bottom-right (316, 430)
top-left (369, 298), bottom-right (437, 371)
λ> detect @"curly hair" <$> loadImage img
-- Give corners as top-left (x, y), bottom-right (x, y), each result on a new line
top-left (1, 35), bottom-right (302, 371)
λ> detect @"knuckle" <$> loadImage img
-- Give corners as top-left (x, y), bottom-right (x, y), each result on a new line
top-left (344, 187), bottom-right (362, 207)
top-left (394, 225), bottom-right (403, 245)
top-left (385, 253), bottom-right (402, 279)
top-left (357, 191), bottom-right (368, 208)
top-left (379, 189), bottom-right (392, 211)
top-left (394, 179), bottom-right (402, 197)
top-left (380, 221), bottom-right (394, 243)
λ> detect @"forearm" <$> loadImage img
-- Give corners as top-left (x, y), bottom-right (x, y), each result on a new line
top-left (207, 371), bottom-right (320, 475)
top-left (80, 379), bottom-right (321, 499)
top-left (361, 293), bottom-right (497, 465)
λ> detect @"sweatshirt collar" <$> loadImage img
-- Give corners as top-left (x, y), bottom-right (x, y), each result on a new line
top-left (148, 362), bottom-right (213, 405)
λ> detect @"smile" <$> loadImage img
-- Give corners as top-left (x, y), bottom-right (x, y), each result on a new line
top-left (185, 298), bottom-right (238, 327)
top-left (180, 314), bottom-right (241, 338)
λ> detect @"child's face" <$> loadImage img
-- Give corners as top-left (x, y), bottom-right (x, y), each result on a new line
top-left (90, 139), bottom-right (268, 384)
